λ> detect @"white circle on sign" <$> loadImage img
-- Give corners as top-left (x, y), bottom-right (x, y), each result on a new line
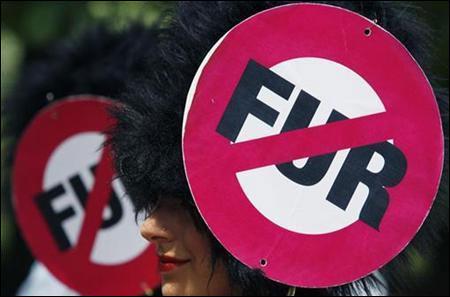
top-left (44, 132), bottom-right (149, 264)
top-left (236, 57), bottom-right (388, 235)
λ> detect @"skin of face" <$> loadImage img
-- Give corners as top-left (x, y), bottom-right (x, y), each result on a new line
top-left (140, 199), bottom-right (234, 296)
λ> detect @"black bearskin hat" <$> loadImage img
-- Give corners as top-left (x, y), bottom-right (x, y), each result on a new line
top-left (4, 23), bottom-right (160, 203)
top-left (4, 24), bottom-right (159, 142)
top-left (109, 2), bottom-right (448, 296)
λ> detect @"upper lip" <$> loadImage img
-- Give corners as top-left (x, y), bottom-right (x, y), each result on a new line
top-left (159, 255), bottom-right (190, 264)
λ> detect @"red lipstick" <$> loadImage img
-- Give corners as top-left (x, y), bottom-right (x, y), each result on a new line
top-left (158, 255), bottom-right (190, 273)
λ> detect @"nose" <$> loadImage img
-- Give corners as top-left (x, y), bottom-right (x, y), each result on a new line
top-left (140, 209), bottom-right (174, 245)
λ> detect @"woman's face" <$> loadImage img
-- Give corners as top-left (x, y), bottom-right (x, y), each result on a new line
top-left (140, 199), bottom-right (233, 296)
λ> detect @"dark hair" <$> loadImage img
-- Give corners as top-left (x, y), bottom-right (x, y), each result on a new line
top-left (108, 2), bottom-right (448, 295)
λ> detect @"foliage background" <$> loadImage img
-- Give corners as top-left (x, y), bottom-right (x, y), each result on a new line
top-left (1, 1), bottom-right (448, 296)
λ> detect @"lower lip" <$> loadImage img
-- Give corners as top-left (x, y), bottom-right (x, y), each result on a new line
top-left (159, 261), bottom-right (189, 273)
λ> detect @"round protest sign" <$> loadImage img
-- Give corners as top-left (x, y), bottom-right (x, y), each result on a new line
top-left (182, 4), bottom-right (443, 287)
top-left (13, 96), bottom-right (160, 295)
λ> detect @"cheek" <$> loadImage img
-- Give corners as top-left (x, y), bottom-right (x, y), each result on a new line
top-left (177, 225), bottom-right (233, 295)
top-left (184, 227), bottom-right (212, 269)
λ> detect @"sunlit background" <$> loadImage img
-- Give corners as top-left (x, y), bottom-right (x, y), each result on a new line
top-left (1, 1), bottom-right (448, 296)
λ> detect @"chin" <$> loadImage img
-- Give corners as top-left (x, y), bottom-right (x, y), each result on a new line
top-left (161, 284), bottom-right (177, 296)
top-left (161, 281), bottom-right (186, 296)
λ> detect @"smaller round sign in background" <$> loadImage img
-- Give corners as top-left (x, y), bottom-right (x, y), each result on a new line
top-left (13, 96), bottom-right (160, 295)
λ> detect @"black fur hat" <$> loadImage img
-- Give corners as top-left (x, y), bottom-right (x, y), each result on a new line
top-left (109, 2), bottom-right (448, 296)
top-left (4, 24), bottom-right (159, 142)
top-left (4, 23), bottom-right (160, 205)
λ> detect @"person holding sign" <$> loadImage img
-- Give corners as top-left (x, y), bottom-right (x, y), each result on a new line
top-left (109, 2), bottom-right (448, 296)
top-left (7, 25), bottom-right (162, 295)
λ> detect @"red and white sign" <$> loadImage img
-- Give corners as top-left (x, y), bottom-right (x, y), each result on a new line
top-left (13, 96), bottom-right (160, 295)
top-left (182, 4), bottom-right (444, 287)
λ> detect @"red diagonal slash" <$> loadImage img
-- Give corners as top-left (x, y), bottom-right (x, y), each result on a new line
top-left (75, 145), bottom-right (115, 258)
top-left (224, 111), bottom-right (395, 172)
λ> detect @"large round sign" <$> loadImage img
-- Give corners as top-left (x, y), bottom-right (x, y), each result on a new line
top-left (13, 96), bottom-right (160, 295)
top-left (182, 4), bottom-right (444, 287)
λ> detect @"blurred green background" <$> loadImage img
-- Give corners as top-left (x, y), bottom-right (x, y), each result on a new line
top-left (1, 1), bottom-right (448, 296)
